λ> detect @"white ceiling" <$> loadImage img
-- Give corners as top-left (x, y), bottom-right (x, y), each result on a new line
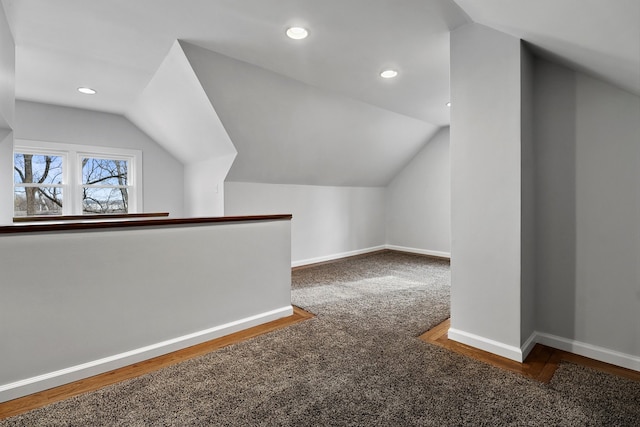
top-left (2, 0), bottom-right (638, 120)
top-left (456, 0), bottom-right (640, 96)
top-left (2, 0), bottom-right (637, 124)
top-left (0, 0), bottom-right (468, 126)
top-left (0, 0), bottom-right (638, 186)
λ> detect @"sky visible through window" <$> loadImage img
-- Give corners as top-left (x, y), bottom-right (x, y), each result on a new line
top-left (81, 157), bottom-right (129, 214)
top-left (14, 153), bottom-right (130, 216)
top-left (13, 153), bottom-right (64, 216)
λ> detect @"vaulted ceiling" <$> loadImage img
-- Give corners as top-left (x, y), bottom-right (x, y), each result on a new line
top-left (457, 0), bottom-right (640, 96)
top-left (1, 0), bottom-right (638, 186)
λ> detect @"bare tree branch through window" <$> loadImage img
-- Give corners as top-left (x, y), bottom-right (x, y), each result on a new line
top-left (13, 154), bottom-right (63, 216)
top-left (81, 157), bottom-right (129, 214)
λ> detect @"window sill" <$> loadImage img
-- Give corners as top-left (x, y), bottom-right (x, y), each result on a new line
top-left (13, 212), bottom-right (170, 223)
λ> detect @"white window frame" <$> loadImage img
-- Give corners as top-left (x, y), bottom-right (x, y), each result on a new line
top-left (14, 140), bottom-right (143, 216)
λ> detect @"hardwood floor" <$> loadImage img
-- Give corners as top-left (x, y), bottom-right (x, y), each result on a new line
top-left (420, 318), bottom-right (640, 383)
top-left (0, 306), bottom-right (314, 420)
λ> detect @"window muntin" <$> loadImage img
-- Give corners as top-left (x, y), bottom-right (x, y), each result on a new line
top-left (13, 141), bottom-right (142, 217)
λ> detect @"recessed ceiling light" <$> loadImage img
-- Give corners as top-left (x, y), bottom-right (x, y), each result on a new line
top-left (286, 27), bottom-right (308, 40)
top-left (446, 102), bottom-right (451, 107)
top-left (78, 87), bottom-right (97, 95)
top-left (380, 69), bottom-right (398, 79)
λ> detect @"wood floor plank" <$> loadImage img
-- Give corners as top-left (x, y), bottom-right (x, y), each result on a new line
top-left (0, 306), bottom-right (314, 420)
top-left (419, 318), bottom-right (450, 342)
top-left (537, 348), bottom-right (564, 383)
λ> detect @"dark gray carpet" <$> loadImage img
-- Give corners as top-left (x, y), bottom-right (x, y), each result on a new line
top-left (2, 251), bottom-right (639, 426)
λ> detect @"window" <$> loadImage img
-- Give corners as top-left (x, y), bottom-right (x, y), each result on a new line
top-left (13, 152), bottom-right (65, 216)
top-left (81, 157), bottom-right (130, 214)
top-left (13, 141), bottom-right (142, 217)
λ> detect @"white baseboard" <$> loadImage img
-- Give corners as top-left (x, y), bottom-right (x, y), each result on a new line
top-left (291, 245), bottom-right (386, 267)
top-left (447, 327), bottom-right (640, 371)
top-left (535, 332), bottom-right (640, 372)
top-left (448, 327), bottom-right (531, 362)
top-left (292, 245), bottom-right (450, 268)
top-left (520, 331), bottom-right (537, 361)
top-left (0, 306), bottom-right (293, 403)
top-left (385, 245), bottom-right (451, 259)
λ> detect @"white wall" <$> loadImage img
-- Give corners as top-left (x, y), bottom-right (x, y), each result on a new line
top-left (127, 41), bottom-right (236, 217)
top-left (14, 101), bottom-right (185, 217)
top-left (534, 57), bottom-right (640, 368)
top-left (573, 74), bottom-right (640, 360)
top-left (0, 218), bottom-right (292, 401)
top-left (449, 23), bottom-right (529, 361)
top-left (184, 155), bottom-right (235, 217)
top-left (385, 127), bottom-right (450, 257)
top-left (0, 131), bottom-right (12, 225)
top-left (533, 59), bottom-right (578, 341)
top-left (0, 3), bottom-right (14, 225)
top-left (225, 182), bottom-right (386, 266)
top-left (0, 1), bottom-right (14, 131)
top-left (520, 44), bottom-right (536, 346)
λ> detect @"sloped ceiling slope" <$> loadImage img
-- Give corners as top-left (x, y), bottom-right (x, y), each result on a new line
top-left (0, 0), bottom-right (466, 124)
top-left (3, 0), bottom-right (638, 188)
top-left (126, 41), bottom-right (236, 166)
top-left (455, 0), bottom-right (640, 96)
top-left (181, 42), bottom-right (439, 187)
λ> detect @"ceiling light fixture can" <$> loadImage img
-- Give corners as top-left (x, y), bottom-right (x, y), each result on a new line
top-left (78, 87), bottom-right (97, 95)
top-left (286, 27), bottom-right (308, 40)
top-left (380, 69), bottom-right (398, 79)
top-left (446, 102), bottom-right (451, 107)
